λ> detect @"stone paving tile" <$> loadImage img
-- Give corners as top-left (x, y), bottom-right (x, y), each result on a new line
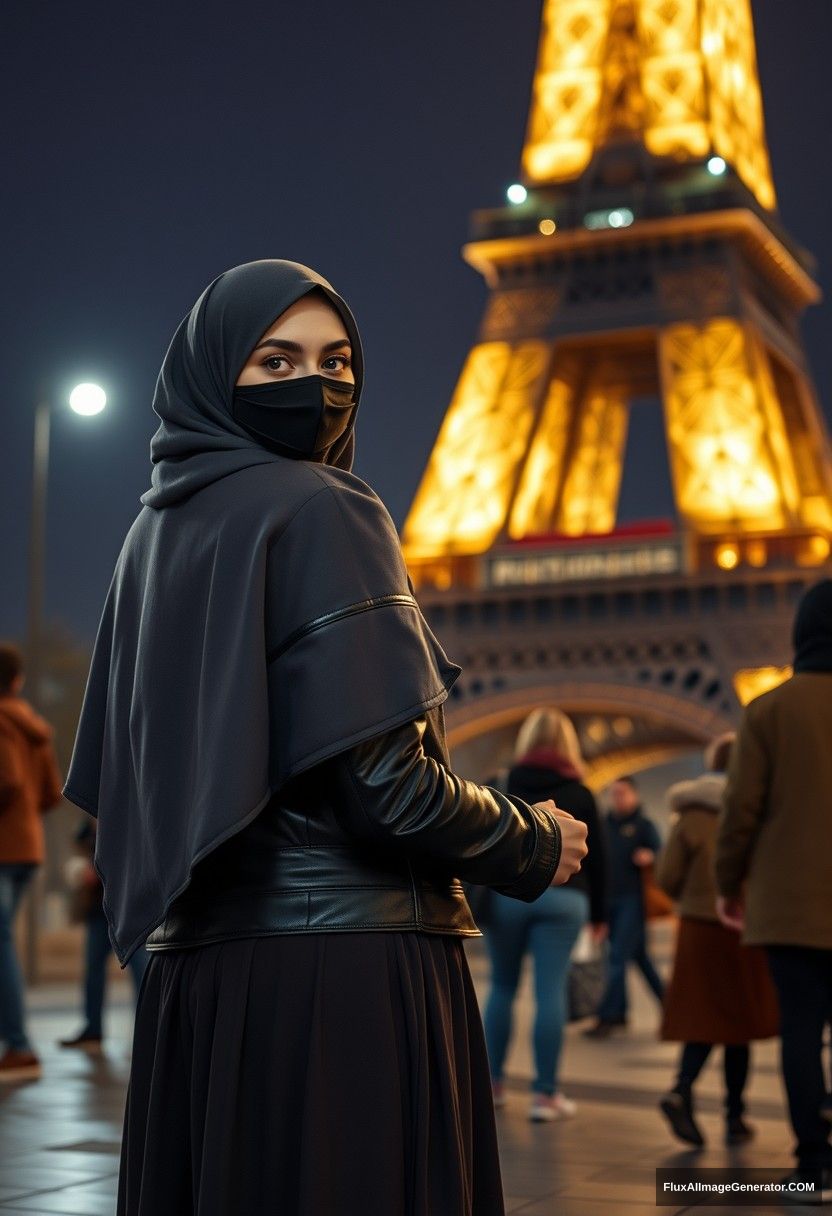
top-left (511, 1201), bottom-right (688, 1216)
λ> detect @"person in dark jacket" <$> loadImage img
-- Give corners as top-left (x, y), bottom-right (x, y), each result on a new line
top-left (58, 818), bottom-right (149, 1052)
top-left (62, 260), bottom-right (589, 1216)
top-left (656, 734), bottom-right (779, 1148)
top-left (584, 774), bottom-right (664, 1037)
top-left (483, 707), bottom-right (607, 1121)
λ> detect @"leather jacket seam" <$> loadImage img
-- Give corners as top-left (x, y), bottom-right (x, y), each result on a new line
top-left (406, 856), bottom-right (421, 928)
top-left (146, 920), bottom-right (468, 948)
top-left (337, 752), bottom-right (388, 845)
top-left (509, 793), bottom-right (541, 881)
top-left (194, 883), bottom-right (414, 895)
top-left (539, 806), bottom-right (562, 882)
top-left (267, 594), bottom-right (418, 664)
top-left (549, 809), bottom-right (563, 875)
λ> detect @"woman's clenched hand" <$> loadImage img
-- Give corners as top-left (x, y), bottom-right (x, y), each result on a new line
top-left (533, 800), bottom-right (589, 885)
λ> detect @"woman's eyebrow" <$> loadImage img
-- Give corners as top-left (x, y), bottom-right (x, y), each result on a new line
top-left (254, 338), bottom-right (351, 354)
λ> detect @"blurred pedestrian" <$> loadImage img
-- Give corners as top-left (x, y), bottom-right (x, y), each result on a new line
top-left (657, 734), bottom-right (778, 1147)
top-left (584, 775), bottom-right (664, 1037)
top-left (0, 643), bottom-right (63, 1078)
top-left (59, 817), bottom-right (148, 1052)
top-left (483, 708), bottom-right (607, 1121)
top-left (716, 579), bottom-right (832, 1191)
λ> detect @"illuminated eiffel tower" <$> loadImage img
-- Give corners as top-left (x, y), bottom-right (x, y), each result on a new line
top-left (402, 0), bottom-right (832, 782)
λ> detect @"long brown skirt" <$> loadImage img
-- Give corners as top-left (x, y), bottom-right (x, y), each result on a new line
top-left (661, 916), bottom-right (780, 1045)
top-left (117, 932), bottom-right (504, 1216)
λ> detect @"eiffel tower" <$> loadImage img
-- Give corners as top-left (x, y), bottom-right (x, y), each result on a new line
top-left (402, 0), bottom-right (832, 785)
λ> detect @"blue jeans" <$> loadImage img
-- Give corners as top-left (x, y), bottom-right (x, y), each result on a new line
top-left (84, 908), bottom-right (149, 1037)
top-left (597, 893), bottom-right (664, 1022)
top-left (0, 863), bottom-right (37, 1051)
top-left (483, 885), bottom-right (589, 1095)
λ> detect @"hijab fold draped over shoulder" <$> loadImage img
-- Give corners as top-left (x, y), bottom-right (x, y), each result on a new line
top-left (62, 260), bottom-right (461, 965)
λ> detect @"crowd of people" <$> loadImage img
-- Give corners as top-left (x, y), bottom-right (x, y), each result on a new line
top-left (474, 577), bottom-right (832, 1194)
top-left (0, 576), bottom-right (831, 1195)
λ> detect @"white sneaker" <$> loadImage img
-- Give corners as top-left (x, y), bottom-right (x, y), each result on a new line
top-left (529, 1092), bottom-right (577, 1122)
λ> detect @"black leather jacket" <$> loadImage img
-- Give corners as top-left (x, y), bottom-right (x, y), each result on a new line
top-left (145, 707), bottom-right (562, 951)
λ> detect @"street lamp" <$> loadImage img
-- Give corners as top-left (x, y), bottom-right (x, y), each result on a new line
top-left (68, 383), bottom-right (107, 417)
top-left (25, 382), bottom-right (107, 983)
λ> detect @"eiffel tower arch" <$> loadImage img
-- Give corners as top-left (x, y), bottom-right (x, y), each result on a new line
top-left (402, 0), bottom-right (832, 785)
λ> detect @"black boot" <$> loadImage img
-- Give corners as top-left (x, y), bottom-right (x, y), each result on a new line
top-left (659, 1085), bottom-right (705, 1147)
top-left (58, 1027), bottom-right (103, 1052)
top-left (582, 1019), bottom-right (625, 1039)
top-left (725, 1115), bottom-right (755, 1145)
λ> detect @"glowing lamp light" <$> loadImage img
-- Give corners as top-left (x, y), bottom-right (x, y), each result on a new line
top-left (538, 218), bottom-right (557, 235)
top-left (715, 542), bottom-right (740, 571)
top-left (69, 383), bottom-right (107, 416)
top-left (707, 156), bottom-right (727, 176)
top-left (745, 539), bottom-right (768, 568)
top-left (798, 534), bottom-right (831, 566)
top-left (506, 183), bottom-right (528, 205)
top-left (584, 207), bottom-right (634, 230)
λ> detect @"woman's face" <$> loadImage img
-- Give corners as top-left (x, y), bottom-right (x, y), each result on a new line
top-left (235, 293), bottom-right (354, 387)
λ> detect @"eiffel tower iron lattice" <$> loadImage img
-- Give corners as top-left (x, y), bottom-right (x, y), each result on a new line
top-left (401, 0), bottom-right (832, 784)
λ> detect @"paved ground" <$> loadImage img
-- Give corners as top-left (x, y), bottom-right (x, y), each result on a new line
top-left (0, 930), bottom-right (820, 1215)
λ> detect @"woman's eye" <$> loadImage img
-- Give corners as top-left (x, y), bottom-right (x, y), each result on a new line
top-left (263, 355), bottom-right (291, 372)
top-left (322, 355), bottom-right (351, 372)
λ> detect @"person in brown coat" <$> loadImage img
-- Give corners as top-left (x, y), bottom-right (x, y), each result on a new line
top-left (656, 734), bottom-right (778, 1148)
top-left (716, 579), bottom-right (832, 1189)
top-left (0, 643), bottom-right (64, 1078)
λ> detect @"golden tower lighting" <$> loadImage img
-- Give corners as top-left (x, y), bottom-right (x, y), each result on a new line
top-left (402, 0), bottom-right (832, 583)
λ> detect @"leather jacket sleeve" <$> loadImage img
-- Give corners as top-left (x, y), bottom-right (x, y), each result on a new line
top-left (325, 714), bottom-right (562, 902)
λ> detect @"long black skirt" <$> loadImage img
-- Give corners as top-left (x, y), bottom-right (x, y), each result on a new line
top-left (117, 932), bottom-right (505, 1215)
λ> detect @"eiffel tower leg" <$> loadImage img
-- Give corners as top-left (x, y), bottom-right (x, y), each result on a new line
top-left (765, 347), bottom-right (832, 533)
top-left (553, 356), bottom-right (630, 537)
top-left (402, 340), bottom-right (552, 559)
top-left (507, 350), bottom-right (582, 540)
top-left (656, 316), bottom-right (802, 536)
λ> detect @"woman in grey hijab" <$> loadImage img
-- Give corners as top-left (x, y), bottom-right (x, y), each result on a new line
top-left (63, 259), bottom-right (586, 1216)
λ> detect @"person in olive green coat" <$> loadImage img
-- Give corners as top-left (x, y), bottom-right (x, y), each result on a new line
top-left (715, 578), bottom-right (832, 1184)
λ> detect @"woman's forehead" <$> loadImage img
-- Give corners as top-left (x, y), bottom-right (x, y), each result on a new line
top-left (260, 293), bottom-right (350, 342)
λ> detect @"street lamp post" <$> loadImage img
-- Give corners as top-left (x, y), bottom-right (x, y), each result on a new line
top-left (25, 398), bottom-right (50, 716)
top-left (24, 383), bottom-right (106, 984)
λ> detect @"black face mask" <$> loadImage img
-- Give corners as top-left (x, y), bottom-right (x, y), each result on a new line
top-left (231, 374), bottom-right (356, 460)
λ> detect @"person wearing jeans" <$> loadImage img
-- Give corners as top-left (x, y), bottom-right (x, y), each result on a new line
top-left (585, 776), bottom-right (664, 1036)
top-left (0, 644), bottom-right (63, 1078)
top-left (483, 707), bottom-right (607, 1121)
top-left (60, 819), bottom-right (149, 1050)
top-left (0, 863), bottom-right (38, 1053)
top-left (595, 889), bottom-right (664, 1023)
top-left (484, 885), bottom-right (590, 1111)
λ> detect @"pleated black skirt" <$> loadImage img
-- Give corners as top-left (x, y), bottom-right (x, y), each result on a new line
top-left (117, 932), bottom-right (505, 1216)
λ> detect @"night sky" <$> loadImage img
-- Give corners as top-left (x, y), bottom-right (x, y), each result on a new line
top-left (3, 0), bottom-right (831, 646)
